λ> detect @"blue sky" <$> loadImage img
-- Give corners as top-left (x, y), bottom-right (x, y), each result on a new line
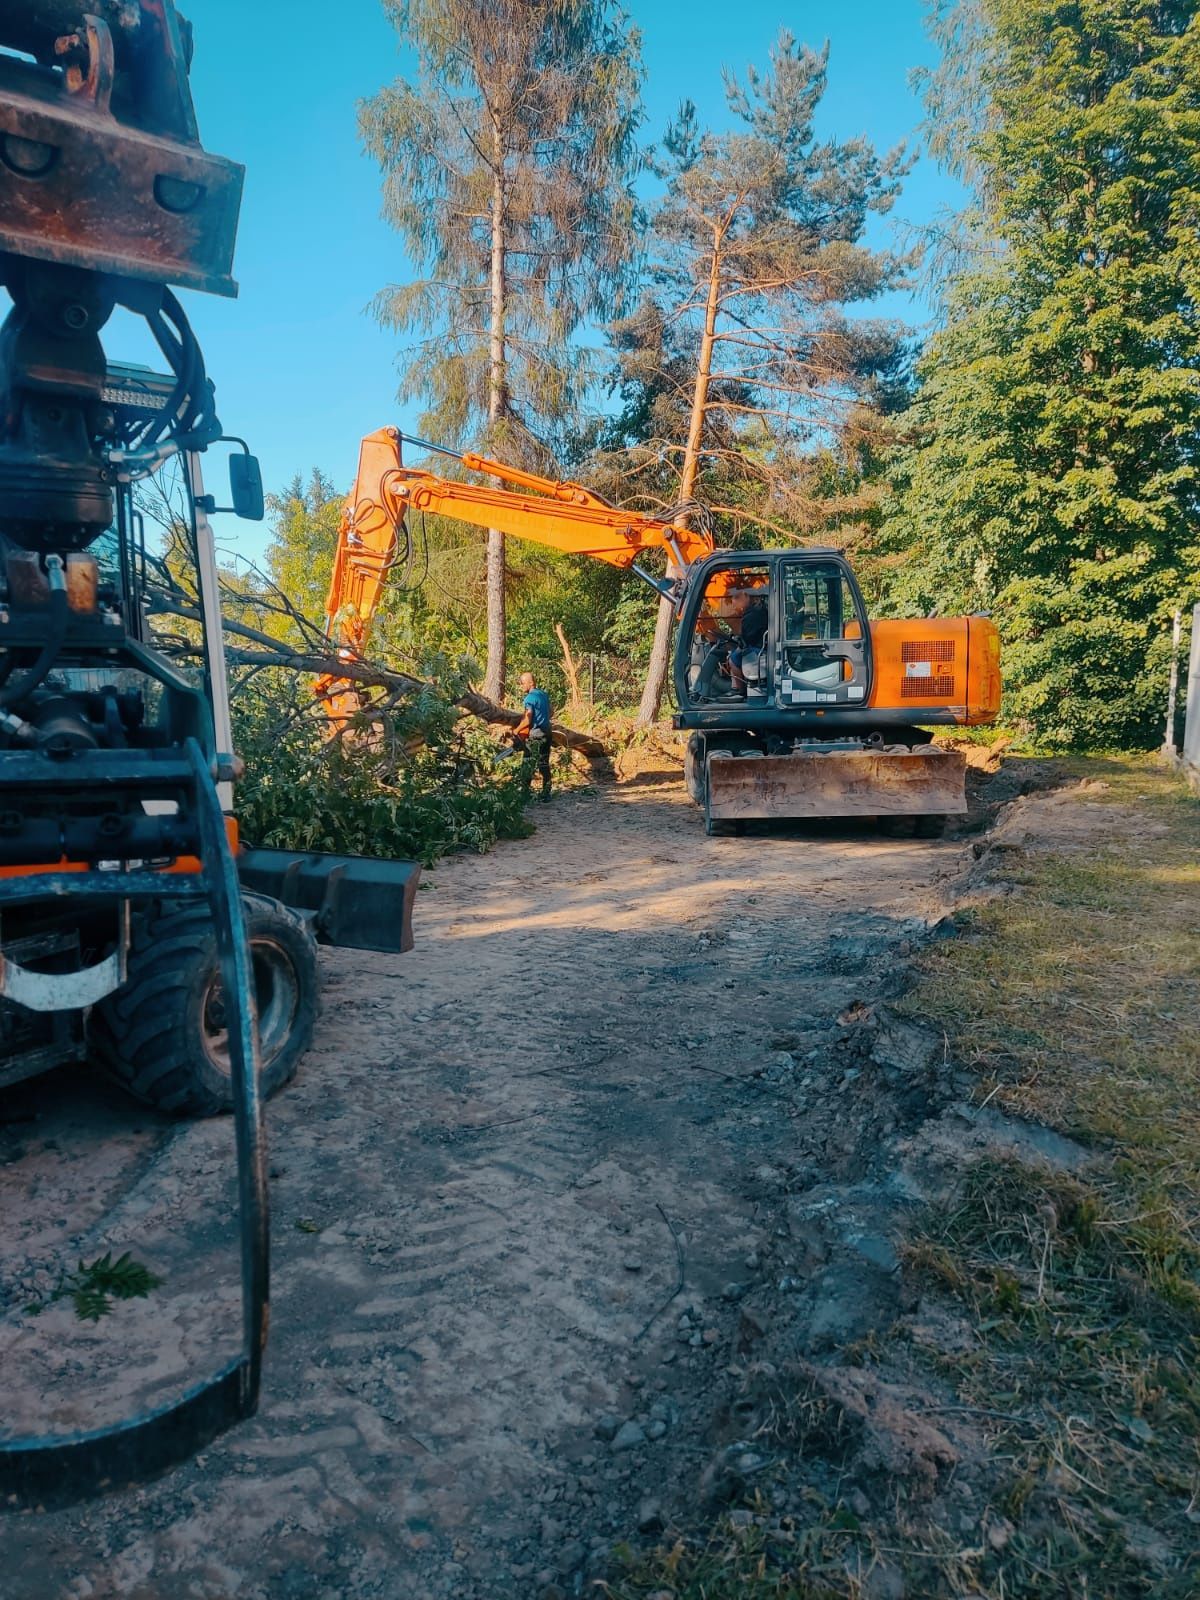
top-left (119, 0), bottom-right (962, 560)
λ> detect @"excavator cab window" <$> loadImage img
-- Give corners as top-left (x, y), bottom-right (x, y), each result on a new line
top-left (776, 557), bottom-right (871, 706)
top-left (683, 561), bottom-right (771, 705)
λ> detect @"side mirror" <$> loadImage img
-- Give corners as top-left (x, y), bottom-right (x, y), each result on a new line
top-left (229, 452), bottom-right (264, 521)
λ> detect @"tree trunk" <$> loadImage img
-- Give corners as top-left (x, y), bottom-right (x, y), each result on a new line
top-left (636, 231), bottom-right (723, 725)
top-left (554, 621), bottom-right (583, 711)
top-left (484, 126), bottom-right (508, 704)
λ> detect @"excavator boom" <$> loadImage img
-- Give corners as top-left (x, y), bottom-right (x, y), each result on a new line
top-left (319, 427), bottom-right (1001, 829)
top-left (318, 427), bottom-right (713, 723)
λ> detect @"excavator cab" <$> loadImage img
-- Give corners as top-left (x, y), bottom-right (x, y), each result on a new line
top-left (673, 549), bottom-right (980, 832)
top-left (675, 549), bottom-right (874, 726)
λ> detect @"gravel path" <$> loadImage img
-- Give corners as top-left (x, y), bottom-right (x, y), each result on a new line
top-left (0, 773), bottom-right (966, 1598)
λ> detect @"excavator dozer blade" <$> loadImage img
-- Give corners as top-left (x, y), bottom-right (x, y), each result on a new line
top-left (704, 746), bottom-right (968, 826)
top-left (238, 849), bottom-right (420, 954)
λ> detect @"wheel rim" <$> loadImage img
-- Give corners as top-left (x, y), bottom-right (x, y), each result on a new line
top-left (201, 937), bottom-right (301, 1076)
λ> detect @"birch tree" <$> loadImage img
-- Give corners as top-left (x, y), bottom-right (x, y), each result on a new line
top-left (361, 0), bottom-right (643, 702)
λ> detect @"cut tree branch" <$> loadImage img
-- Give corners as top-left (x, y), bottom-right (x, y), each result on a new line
top-left (149, 597), bottom-right (607, 758)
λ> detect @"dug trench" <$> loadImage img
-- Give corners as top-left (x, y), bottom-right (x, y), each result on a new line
top-left (0, 748), bottom-right (1058, 1599)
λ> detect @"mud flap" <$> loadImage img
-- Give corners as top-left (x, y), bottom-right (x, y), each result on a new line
top-left (704, 747), bottom-right (968, 824)
top-left (237, 849), bottom-right (420, 954)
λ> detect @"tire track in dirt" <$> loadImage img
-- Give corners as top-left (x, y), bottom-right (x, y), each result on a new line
top-left (0, 775), bottom-right (965, 1599)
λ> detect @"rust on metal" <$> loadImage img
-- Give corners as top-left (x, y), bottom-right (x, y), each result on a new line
top-left (705, 747), bottom-right (969, 823)
top-left (0, 1), bottom-right (243, 295)
top-left (65, 552), bottom-right (98, 612)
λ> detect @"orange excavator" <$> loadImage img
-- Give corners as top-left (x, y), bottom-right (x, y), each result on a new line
top-left (320, 428), bottom-right (1002, 833)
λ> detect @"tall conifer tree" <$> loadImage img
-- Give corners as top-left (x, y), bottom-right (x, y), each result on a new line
top-left (890, 1), bottom-right (1200, 747)
top-left (619, 35), bottom-right (909, 723)
top-left (361, 1), bottom-right (643, 702)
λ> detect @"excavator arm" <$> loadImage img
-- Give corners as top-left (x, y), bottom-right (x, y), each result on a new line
top-left (318, 426), bottom-right (714, 718)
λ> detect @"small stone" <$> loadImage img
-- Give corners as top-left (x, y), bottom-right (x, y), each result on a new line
top-left (611, 1421), bottom-right (647, 1452)
top-left (593, 1415), bottom-right (621, 1443)
top-left (689, 1332), bottom-right (703, 1347)
top-left (645, 1418), bottom-right (667, 1441)
top-left (851, 1233), bottom-right (899, 1273)
top-left (722, 1281), bottom-right (747, 1301)
top-left (847, 1487), bottom-right (870, 1518)
top-left (556, 1541), bottom-right (586, 1577)
top-left (744, 1250), bottom-right (760, 1270)
top-left (623, 1254), bottom-right (643, 1272)
top-left (637, 1499), bottom-right (664, 1533)
top-left (702, 1328), bottom-right (719, 1344)
top-left (729, 1508), bottom-right (755, 1528)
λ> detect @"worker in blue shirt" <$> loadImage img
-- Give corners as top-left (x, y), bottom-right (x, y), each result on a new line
top-left (514, 671), bottom-right (553, 801)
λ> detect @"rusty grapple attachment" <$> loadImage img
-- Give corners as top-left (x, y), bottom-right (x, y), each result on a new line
top-left (0, 0), bottom-right (244, 295)
top-left (703, 745), bottom-right (968, 829)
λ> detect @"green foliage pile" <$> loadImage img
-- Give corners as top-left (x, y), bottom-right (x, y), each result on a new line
top-left (886, 0), bottom-right (1200, 749)
top-left (231, 662), bottom-right (532, 869)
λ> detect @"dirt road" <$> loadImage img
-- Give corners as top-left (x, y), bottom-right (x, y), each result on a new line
top-left (0, 770), bottom-right (973, 1599)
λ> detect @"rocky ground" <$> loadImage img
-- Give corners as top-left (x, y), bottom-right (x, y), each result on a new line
top-left (0, 749), bottom-right (1057, 1599)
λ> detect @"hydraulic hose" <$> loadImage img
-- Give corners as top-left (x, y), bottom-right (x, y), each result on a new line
top-left (0, 555), bottom-right (68, 711)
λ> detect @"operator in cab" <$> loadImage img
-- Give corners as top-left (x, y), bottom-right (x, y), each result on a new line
top-left (514, 671), bottom-right (553, 802)
top-left (730, 590), bottom-right (769, 692)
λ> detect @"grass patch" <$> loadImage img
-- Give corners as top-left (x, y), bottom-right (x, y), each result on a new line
top-left (602, 1513), bottom-right (872, 1600)
top-left (896, 757), bottom-right (1200, 1595)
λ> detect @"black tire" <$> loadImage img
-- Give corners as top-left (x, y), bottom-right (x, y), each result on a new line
top-left (684, 733), bottom-right (706, 805)
top-left (93, 892), bottom-right (318, 1118)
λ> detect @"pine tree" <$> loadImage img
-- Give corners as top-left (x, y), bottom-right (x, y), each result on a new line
top-left (361, 0), bottom-right (643, 703)
top-left (889, 0), bottom-right (1200, 748)
top-left (625, 34), bottom-right (910, 722)
top-left (266, 470), bottom-right (345, 621)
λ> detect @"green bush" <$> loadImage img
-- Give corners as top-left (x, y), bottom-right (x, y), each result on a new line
top-left (231, 666), bottom-right (532, 869)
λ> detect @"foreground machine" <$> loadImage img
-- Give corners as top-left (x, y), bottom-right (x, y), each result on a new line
top-left (0, 2), bottom-right (416, 1502)
top-left (321, 429), bottom-right (1001, 832)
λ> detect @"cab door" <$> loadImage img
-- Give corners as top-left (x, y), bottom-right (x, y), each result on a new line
top-left (772, 556), bottom-right (872, 710)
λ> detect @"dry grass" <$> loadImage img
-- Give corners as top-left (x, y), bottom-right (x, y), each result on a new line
top-left (602, 1514), bottom-right (871, 1600)
top-left (896, 757), bottom-right (1200, 1597)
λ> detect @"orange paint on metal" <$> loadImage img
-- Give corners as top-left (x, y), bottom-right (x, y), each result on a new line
top-left (0, 816), bottom-right (238, 879)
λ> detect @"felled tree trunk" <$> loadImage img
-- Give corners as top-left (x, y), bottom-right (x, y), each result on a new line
top-left (152, 598), bottom-right (608, 760)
